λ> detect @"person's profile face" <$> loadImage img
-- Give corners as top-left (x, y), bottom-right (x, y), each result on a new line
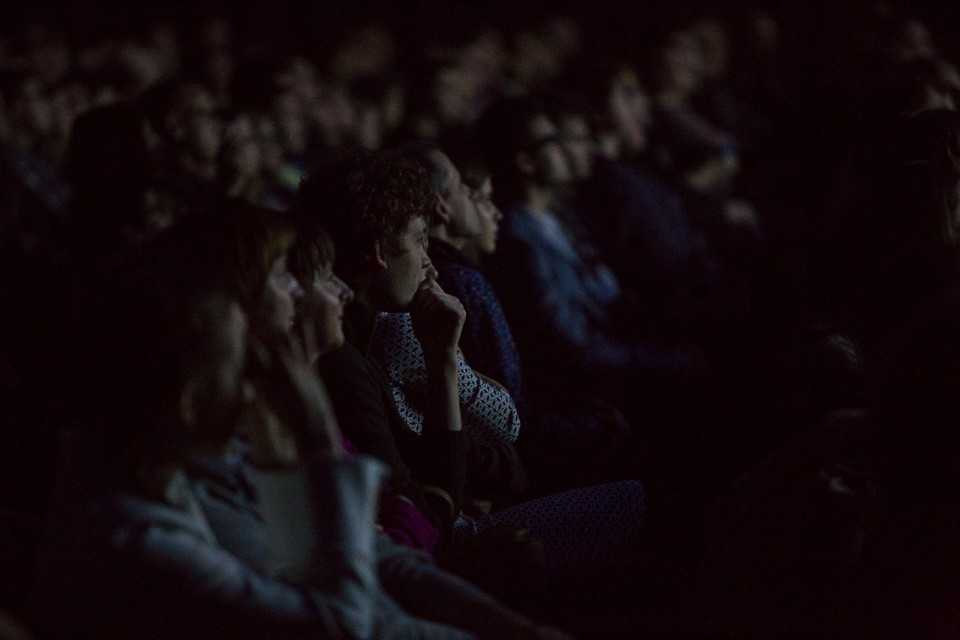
top-left (437, 152), bottom-right (482, 239)
top-left (299, 262), bottom-right (354, 356)
top-left (377, 215), bottom-right (433, 311)
top-left (527, 114), bottom-right (572, 185)
top-left (182, 86), bottom-right (223, 162)
top-left (608, 70), bottom-right (649, 155)
top-left (256, 254), bottom-right (303, 338)
top-left (471, 177), bottom-right (502, 255)
top-left (559, 115), bottom-right (595, 182)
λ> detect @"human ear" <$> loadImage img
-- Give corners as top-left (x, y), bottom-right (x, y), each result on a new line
top-left (434, 193), bottom-right (451, 224)
top-left (372, 239), bottom-right (389, 269)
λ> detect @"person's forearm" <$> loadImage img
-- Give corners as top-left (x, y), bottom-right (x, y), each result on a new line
top-left (457, 352), bottom-right (521, 445)
top-left (420, 353), bottom-right (466, 519)
top-left (424, 353), bottom-right (461, 434)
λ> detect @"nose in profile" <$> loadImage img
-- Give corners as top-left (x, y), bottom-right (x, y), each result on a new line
top-left (338, 277), bottom-right (354, 304)
top-left (423, 255), bottom-right (438, 281)
top-left (288, 273), bottom-right (304, 300)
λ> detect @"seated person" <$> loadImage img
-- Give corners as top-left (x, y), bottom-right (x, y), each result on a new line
top-left (289, 222), bottom-right (441, 552)
top-left (405, 144), bottom-right (636, 492)
top-left (294, 150), bottom-right (646, 574)
top-left (32, 245), bottom-right (383, 639)
top-left (33, 205), bottom-right (570, 640)
top-left (472, 96), bottom-right (704, 410)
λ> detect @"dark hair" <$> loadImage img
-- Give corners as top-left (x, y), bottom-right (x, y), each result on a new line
top-left (135, 199), bottom-right (295, 321)
top-left (459, 159), bottom-right (491, 192)
top-left (559, 57), bottom-right (638, 126)
top-left (137, 75), bottom-right (213, 144)
top-left (65, 103), bottom-right (154, 245)
top-left (472, 95), bottom-right (545, 204)
top-left (855, 108), bottom-right (960, 254)
top-left (825, 109), bottom-right (960, 345)
top-left (871, 58), bottom-right (960, 122)
top-left (288, 223), bottom-right (336, 289)
top-left (213, 202), bottom-right (297, 315)
top-left (544, 89), bottom-right (592, 128)
top-left (82, 219), bottom-right (241, 466)
top-left (292, 149), bottom-right (433, 283)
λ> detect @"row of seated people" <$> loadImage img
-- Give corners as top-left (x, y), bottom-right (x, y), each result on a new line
top-left (3, 12), bottom-right (960, 632)
top-left (9, 99), bottom-right (960, 636)
top-left (29, 165), bottom-right (591, 639)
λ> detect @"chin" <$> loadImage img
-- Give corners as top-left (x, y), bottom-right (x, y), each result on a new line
top-left (370, 286), bottom-right (413, 313)
top-left (390, 292), bottom-right (419, 313)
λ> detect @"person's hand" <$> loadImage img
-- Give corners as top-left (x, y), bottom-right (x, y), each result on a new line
top-left (410, 273), bottom-right (466, 366)
top-left (246, 334), bottom-right (343, 462)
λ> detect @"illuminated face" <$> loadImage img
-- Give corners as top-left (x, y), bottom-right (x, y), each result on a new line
top-left (256, 254), bottom-right (303, 337)
top-left (223, 114), bottom-right (261, 177)
top-left (180, 85), bottom-right (223, 162)
top-left (435, 151), bottom-right (482, 240)
top-left (608, 69), bottom-right (650, 156)
top-left (559, 114), bottom-right (595, 182)
top-left (300, 263), bottom-right (354, 355)
top-left (470, 177), bottom-right (503, 255)
top-left (375, 215), bottom-right (434, 311)
top-left (527, 114), bottom-right (572, 186)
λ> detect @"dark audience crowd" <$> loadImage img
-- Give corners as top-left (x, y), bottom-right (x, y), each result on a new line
top-left (3, 0), bottom-right (960, 637)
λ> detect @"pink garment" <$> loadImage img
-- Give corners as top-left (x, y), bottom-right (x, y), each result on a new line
top-left (342, 435), bottom-right (439, 553)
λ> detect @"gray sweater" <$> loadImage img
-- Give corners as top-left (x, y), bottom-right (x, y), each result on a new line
top-left (33, 439), bottom-right (477, 639)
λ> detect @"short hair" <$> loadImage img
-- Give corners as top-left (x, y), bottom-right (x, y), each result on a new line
top-left (460, 160), bottom-right (491, 191)
top-left (472, 95), bottom-right (546, 203)
top-left (292, 149), bottom-right (433, 283)
top-left (288, 222), bottom-right (336, 289)
top-left (854, 108), bottom-right (960, 251)
top-left (138, 76), bottom-right (211, 142)
top-left (401, 141), bottom-right (449, 197)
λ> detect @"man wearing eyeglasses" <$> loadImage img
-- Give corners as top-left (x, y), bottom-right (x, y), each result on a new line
top-left (473, 96), bottom-right (704, 410)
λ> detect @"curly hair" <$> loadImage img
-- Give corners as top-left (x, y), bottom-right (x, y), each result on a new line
top-left (292, 149), bottom-right (433, 283)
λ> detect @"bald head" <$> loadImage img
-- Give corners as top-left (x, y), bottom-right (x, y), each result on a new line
top-left (404, 144), bottom-right (481, 248)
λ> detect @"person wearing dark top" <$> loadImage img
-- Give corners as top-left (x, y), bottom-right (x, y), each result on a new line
top-left (294, 150), bottom-right (526, 548)
top-left (295, 150), bottom-right (645, 580)
top-left (406, 144), bottom-right (637, 492)
top-left (473, 96), bottom-right (704, 411)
